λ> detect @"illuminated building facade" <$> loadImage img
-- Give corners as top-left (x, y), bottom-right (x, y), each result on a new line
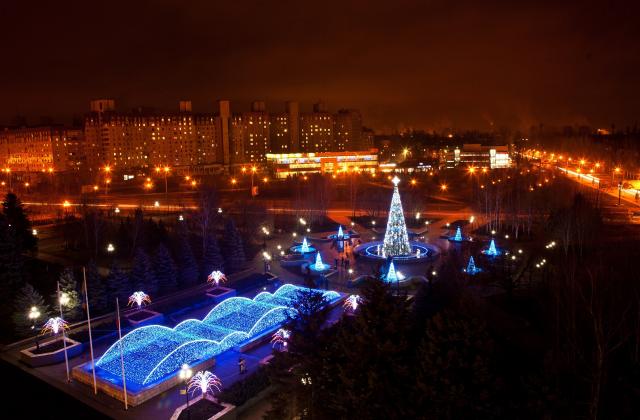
top-left (266, 149), bottom-right (379, 178)
top-left (300, 103), bottom-right (334, 152)
top-left (0, 126), bottom-right (80, 172)
top-left (84, 100), bottom-right (219, 171)
top-left (334, 109), bottom-right (363, 151)
top-left (443, 144), bottom-right (511, 169)
top-left (230, 101), bottom-right (270, 164)
top-left (270, 101), bottom-right (299, 153)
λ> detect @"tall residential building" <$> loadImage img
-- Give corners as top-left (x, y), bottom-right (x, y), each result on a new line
top-left (0, 126), bottom-right (81, 172)
top-left (334, 109), bottom-right (363, 151)
top-left (84, 100), bottom-right (219, 171)
top-left (269, 101), bottom-right (299, 153)
top-left (300, 102), bottom-right (334, 152)
top-left (230, 101), bottom-right (270, 164)
top-left (215, 100), bottom-right (231, 168)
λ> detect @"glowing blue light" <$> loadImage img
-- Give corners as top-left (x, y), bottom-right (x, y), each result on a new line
top-left (385, 261), bottom-right (398, 283)
top-left (314, 252), bottom-right (324, 271)
top-left (454, 227), bottom-right (462, 241)
top-left (465, 256), bottom-right (482, 275)
top-left (301, 237), bottom-right (310, 254)
top-left (337, 225), bottom-right (344, 238)
top-left (95, 284), bottom-right (340, 387)
top-left (482, 239), bottom-right (501, 256)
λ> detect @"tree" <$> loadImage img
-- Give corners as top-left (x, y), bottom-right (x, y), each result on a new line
top-left (415, 308), bottom-right (501, 419)
top-left (2, 193), bottom-right (37, 252)
top-left (223, 219), bottom-right (246, 273)
top-left (201, 235), bottom-right (224, 277)
top-left (382, 177), bottom-right (411, 256)
top-left (175, 223), bottom-right (199, 288)
top-left (129, 248), bottom-right (155, 295)
top-left (13, 283), bottom-right (49, 336)
top-left (106, 261), bottom-right (130, 305)
top-left (85, 260), bottom-right (108, 314)
top-left (153, 243), bottom-right (178, 296)
top-left (53, 268), bottom-right (81, 321)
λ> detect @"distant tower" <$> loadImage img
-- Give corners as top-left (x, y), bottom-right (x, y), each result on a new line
top-left (382, 176), bottom-right (412, 256)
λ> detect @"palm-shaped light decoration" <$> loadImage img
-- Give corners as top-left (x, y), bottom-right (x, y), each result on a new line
top-left (41, 317), bottom-right (69, 335)
top-left (343, 294), bottom-right (362, 313)
top-left (187, 371), bottom-right (222, 397)
top-left (271, 328), bottom-right (291, 350)
top-left (128, 291), bottom-right (151, 309)
top-left (207, 270), bottom-right (227, 287)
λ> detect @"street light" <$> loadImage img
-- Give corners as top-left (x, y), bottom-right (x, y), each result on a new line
top-left (179, 363), bottom-right (193, 418)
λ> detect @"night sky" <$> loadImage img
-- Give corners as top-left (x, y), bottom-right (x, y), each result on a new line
top-left (2, 0), bottom-right (639, 132)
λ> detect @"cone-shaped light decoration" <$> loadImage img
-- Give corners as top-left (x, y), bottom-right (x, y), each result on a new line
top-left (454, 226), bottom-right (463, 241)
top-left (382, 176), bottom-right (412, 256)
top-left (337, 225), bottom-right (344, 238)
top-left (301, 237), bottom-right (310, 253)
top-left (386, 261), bottom-right (398, 283)
top-left (314, 252), bottom-right (324, 271)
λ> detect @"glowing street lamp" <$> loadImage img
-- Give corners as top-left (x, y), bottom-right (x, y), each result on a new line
top-left (28, 306), bottom-right (41, 330)
top-left (59, 292), bottom-right (70, 307)
top-left (179, 363), bottom-right (193, 414)
top-left (107, 243), bottom-right (115, 253)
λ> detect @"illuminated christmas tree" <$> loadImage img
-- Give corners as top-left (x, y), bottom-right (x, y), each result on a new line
top-left (453, 226), bottom-right (463, 241)
top-left (301, 237), bottom-right (310, 253)
top-left (314, 252), bottom-right (325, 271)
top-left (385, 261), bottom-right (398, 283)
top-left (382, 176), bottom-right (412, 256)
top-left (337, 225), bottom-right (344, 238)
top-left (466, 256), bottom-right (481, 275)
top-left (486, 239), bottom-right (498, 256)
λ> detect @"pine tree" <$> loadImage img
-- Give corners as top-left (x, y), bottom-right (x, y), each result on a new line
top-left (85, 260), bottom-right (108, 314)
top-left (2, 193), bottom-right (37, 252)
top-left (382, 176), bottom-right (411, 256)
top-left (106, 261), bottom-right (130, 305)
top-left (52, 268), bottom-right (81, 321)
top-left (154, 243), bottom-right (178, 296)
top-left (223, 219), bottom-right (246, 273)
top-left (129, 248), bottom-right (155, 295)
top-left (202, 235), bottom-right (224, 277)
top-left (13, 283), bottom-right (50, 337)
top-left (175, 224), bottom-right (199, 287)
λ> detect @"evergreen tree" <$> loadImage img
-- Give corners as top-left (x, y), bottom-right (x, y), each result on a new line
top-left (129, 248), bottom-right (155, 295)
top-left (106, 261), bottom-right (130, 305)
top-left (201, 234), bottom-right (224, 277)
top-left (175, 223), bottom-right (199, 287)
top-left (52, 268), bottom-right (81, 321)
top-left (153, 243), bottom-right (178, 296)
top-left (223, 219), bottom-right (246, 273)
top-left (382, 176), bottom-right (411, 256)
top-left (2, 193), bottom-right (37, 252)
top-left (85, 260), bottom-right (108, 314)
top-left (12, 283), bottom-right (49, 337)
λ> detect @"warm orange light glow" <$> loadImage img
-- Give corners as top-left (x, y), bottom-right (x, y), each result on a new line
top-left (263, 177), bottom-right (268, 183)
top-left (185, 176), bottom-right (191, 181)
top-left (410, 179), bottom-right (417, 185)
top-left (191, 180), bottom-right (197, 186)
top-left (468, 166), bottom-right (476, 174)
top-left (93, 185), bottom-right (99, 191)
top-left (163, 166), bottom-right (170, 173)
top-left (303, 175), bottom-right (308, 181)
top-left (106, 179), bottom-right (111, 184)
top-left (231, 178), bottom-right (237, 185)
top-left (440, 184), bottom-right (448, 191)
top-left (48, 167), bottom-right (53, 173)
top-left (615, 167), bottom-right (621, 173)
top-left (241, 167), bottom-right (247, 173)
top-left (155, 167), bottom-right (161, 173)
top-left (104, 165), bottom-right (111, 173)
top-left (251, 166), bottom-right (257, 173)
top-left (62, 200), bottom-right (71, 208)
top-left (481, 168), bottom-right (488, 173)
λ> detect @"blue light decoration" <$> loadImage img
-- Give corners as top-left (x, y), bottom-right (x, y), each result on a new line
top-left (301, 237), bottom-right (310, 254)
top-left (482, 239), bottom-right (501, 257)
top-left (465, 256), bottom-right (482, 275)
top-left (314, 252), bottom-right (323, 270)
top-left (385, 261), bottom-right (398, 283)
top-left (337, 225), bottom-right (344, 239)
top-left (449, 226), bottom-right (463, 242)
top-left (382, 176), bottom-right (412, 256)
top-left (95, 284), bottom-right (340, 388)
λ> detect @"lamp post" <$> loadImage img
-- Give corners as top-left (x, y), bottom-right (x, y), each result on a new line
top-left (618, 182), bottom-right (622, 206)
top-left (28, 306), bottom-right (41, 350)
top-left (179, 363), bottom-right (193, 419)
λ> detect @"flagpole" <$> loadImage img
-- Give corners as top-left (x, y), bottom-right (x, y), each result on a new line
top-left (83, 267), bottom-right (97, 394)
top-left (116, 298), bottom-right (129, 410)
top-left (57, 281), bottom-right (70, 382)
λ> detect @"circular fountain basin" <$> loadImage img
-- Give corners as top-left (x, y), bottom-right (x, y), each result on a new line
top-left (289, 244), bottom-right (317, 255)
top-left (354, 241), bottom-right (438, 264)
